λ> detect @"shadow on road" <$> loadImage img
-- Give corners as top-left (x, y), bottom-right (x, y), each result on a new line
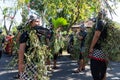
top-left (0, 53), bottom-right (120, 80)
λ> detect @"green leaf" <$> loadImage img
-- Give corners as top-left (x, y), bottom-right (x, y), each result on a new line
top-left (25, 0), bottom-right (30, 4)
top-left (52, 17), bottom-right (68, 28)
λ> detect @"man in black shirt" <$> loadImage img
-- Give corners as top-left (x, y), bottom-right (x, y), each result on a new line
top-left (18, 15), bottom-right (40, 79)
top-left (89, 10), bottom-right (107, 80)
top-left (74, 23), bottom-right (87, 73)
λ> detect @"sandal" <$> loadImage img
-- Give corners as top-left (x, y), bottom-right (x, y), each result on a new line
top-left (73, 69), bottom-right (81, 73)
top-left (52, 66), bottom-right (59, 69)
top-left (82, 68), bottom-right (85, 71)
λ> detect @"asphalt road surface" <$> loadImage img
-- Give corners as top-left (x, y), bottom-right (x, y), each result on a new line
top-left (0, 53), bottom-right (120, 80)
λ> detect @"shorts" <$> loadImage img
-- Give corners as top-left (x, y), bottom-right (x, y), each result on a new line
top-left (79, 53), bottom-right (84, 60)
top-left (79, 47), bottom-right (85, 60)
top-left (90, 59), bottom-right (107, 80)
top-left (80, 47), bottom-right (85, 53)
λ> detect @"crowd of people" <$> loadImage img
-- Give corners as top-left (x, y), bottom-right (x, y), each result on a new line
top-left (0, 10), bottom-right (109, 80)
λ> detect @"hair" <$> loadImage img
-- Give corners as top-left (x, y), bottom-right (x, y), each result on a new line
top-left (28, 15), bottom-right (40, 23)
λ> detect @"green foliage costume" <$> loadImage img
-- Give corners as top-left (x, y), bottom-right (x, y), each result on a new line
top-left (20, 27), bottom-right (50, 80)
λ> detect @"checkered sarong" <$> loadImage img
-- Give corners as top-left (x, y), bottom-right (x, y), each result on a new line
top-left (20, 63), bottom-right (37, 80)
top-left (91, 49), bottom-right (106, 60)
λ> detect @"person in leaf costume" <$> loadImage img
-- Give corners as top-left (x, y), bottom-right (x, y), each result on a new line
top-left (18, 15), bottom-right (50, 80)
top-left (51, 17), bottom-right (67, 69)
top-left (52, 26), bottom-right (64, 69)
top-left (88, 10), bottom-right (108, 80)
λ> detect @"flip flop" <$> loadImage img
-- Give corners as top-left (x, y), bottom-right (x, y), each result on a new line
top-left (73, 69), bottom-right (81, 73)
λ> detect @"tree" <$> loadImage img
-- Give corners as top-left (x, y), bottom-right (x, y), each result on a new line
top-left (29, 0), bottom-right (118, 30)
top-left (0, 0), bottom-right (18, 34)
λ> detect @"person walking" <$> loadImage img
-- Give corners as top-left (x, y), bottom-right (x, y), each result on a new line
top-left (88, 10), bottom-right (108, 80)
top-left (74, 22), bottom-right (87, 73)
top-left (18, 14), bottom-right (50, 80)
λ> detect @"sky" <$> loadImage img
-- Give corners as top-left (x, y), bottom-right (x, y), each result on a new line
top-left (107, 2), bottom-right (120, 23)
top-left (0, 0), bottom-right (22, 29)
top-left (0, 0), bottom-right (120, 30)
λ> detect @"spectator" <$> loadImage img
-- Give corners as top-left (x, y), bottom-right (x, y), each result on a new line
top-left (74, 22), bottom-right (87, 73)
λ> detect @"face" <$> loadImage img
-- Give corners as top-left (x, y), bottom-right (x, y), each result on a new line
top-left (98, 12), bottom-right (104, 19)
top-left (30, 19), bottom-right (40, 27)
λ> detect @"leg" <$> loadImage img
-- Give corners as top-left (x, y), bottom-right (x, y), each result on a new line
top-left (53, 54), bottom-right (58, 69)
top-left (74, 53), bottom-right (85, 73)
top-left (78, 53), bottom-right (85, 70)
top-left (102, 74), bottom-right (106, 80)
top-left (90, 59), bottom-right (100, 80)
top-left (80, 47), bottom-right (85, 70)
top-left (80, 59), bottom-right (85, 70)
top-left (100, 61), bottom-right (107, 80)
top-left (59, 48), bottom-right (62, 56)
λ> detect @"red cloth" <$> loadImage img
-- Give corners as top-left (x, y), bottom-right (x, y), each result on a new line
top-left (5, 35), bottom-right (14, 54)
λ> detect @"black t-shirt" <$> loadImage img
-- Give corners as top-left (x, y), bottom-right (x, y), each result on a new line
top-left (19, 26), bottom-right (51, 52)
top-left (79, 30), bottom-right (87, 47)
top-left (94, 20), bottom-right (106, 49)
top-left (20, 31), bottom-right (29, 43)
top-left (69, 34), bottom-right (74, 45)
top-left (19, 31), bottom-right (29, 52)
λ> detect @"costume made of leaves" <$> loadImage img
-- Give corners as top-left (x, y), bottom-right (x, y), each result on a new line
top-left (85, 18), bottom-right (120, 61)
top-left (24, 29), bottom-right (50, 80)
top-left (53, 31), bottom-right (64, 54)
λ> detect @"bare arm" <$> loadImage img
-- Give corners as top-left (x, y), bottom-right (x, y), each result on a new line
top-left (18, 43), bottom-right (26, 73)
top-left (16, 32), bottom-right (21, 43)
top-left (89, 30), bottom-right (101, 53)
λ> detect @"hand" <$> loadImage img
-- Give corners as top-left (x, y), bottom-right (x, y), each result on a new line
top-left (89, 48), bottom-right (94, 54)
top-left (19, 63), bottom-right (25, 73)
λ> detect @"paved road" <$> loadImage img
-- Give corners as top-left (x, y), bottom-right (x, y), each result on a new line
top-left (50, 55), bottom-right (120, 80)
top-left (0, 54), bottom-right (18, 80)
top-left (0, 53), bottom-right (120, 80)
